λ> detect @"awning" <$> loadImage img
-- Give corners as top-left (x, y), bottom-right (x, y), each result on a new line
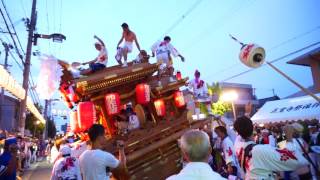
top-left (251, 94), bottom-right (320, 124)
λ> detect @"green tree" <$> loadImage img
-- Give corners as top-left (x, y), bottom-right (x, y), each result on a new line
top-left (207, 82), bottom-right (231, 116)
top-left (25, 103), bottom-right (45, 137)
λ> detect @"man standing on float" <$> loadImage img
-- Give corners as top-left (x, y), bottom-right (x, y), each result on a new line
top-left (188, 70), bottom-right (214, 119)
top-left (116, 23), bottom-right (141, 67)
top-left (151, 36), bottom-right (185, 86)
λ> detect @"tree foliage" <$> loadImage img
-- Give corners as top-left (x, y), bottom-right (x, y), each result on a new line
top-left (207, 82), bottom-right (232, 116)
top-left (25, 103), bottom-right (45, 137)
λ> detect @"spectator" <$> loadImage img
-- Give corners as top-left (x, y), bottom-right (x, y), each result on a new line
top-left (79, 124), bottom-right (127, 180)
top-left (166, 129), bottom-right (226, 180)
top-left (308, 125), bottom-right (320, 180)
top-left (214, 126), bottom-right (240, 179)
top-left (0, 138), bottom-right (18, 180)
top-left (51, 146), bottom-right (81, 180)
top-left (233, 116), bottom-right (309, 179)
top-left (282, 123), bottom-right (312, 179)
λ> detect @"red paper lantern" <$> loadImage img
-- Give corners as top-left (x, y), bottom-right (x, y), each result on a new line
top-left (154, 99), bottom-right (166, 116)
top-left (78, 102), bottom-right (96, 131)
top-left (174, 91), bottom-right (185, 108)
top-left (176, 71), bottom-right (182, 81)
top-left (105, 93), bottom-right (121, 115)
top-left (136, 84), bottom-right (150, 105)
top-left (70, 111), bottom-right (80, 133)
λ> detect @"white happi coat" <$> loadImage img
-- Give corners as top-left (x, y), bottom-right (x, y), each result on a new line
top-left (151, 40), bottom-right (180, 66)
top-left (221, 136), bottom-right (240, 167)
top-left (188, 79), bottom-right (211, 102)
top-left (235, 140), bottom-right (309, 180)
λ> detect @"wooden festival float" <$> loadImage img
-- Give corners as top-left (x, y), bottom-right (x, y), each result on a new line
top-left (58, 59), bottom-right (211, 179)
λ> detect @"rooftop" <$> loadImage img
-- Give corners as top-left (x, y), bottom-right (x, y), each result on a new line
top-left (287, 46), bottom-right (320, 67)
top-left (219, 82), bottom-right (253, 89)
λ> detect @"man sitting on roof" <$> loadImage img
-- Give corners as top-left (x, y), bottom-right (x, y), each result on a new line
top-left (80, 35), bottom-right (108, 75)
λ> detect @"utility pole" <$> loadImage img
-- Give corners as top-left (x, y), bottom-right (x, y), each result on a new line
top-left (43, 99), bottom-right (49, 139)
top-left (0, 42), bottom-right (11, 127)
top-left (18, 0), bottom-right (37, 136)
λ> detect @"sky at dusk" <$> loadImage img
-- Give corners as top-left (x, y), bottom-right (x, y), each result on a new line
top-left (1, 0), bottom-right (320, 130)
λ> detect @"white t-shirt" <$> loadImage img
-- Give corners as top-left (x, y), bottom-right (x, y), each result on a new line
top-left (96, 47), bottom-right (108, 66)
top-left (166, 162), bottom-right (226, 180)
top-left (51, 156), bottom-right (82, 180)
top-left (79, 149), bottom-right (119, 180)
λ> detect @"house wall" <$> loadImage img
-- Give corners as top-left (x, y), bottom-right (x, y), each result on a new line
top-left (0, 95), bottom-right (19, 132)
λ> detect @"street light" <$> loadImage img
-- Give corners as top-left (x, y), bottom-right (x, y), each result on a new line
top-left (33, 33), bottom-right (66, 45)
top-left (220, 91), bottom-right (238, 121)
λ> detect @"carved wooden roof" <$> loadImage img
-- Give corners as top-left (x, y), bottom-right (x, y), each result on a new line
top-left (75, 62), bottom-right (159, 95)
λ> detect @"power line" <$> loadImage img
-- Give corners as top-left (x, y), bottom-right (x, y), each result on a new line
top-left (222, 41), bottom-right (320, 81)
top-left (1, 0), bottom-right (26, 55)
top-left (268, 25), bottom-right (320, 51)
top-left (59, 0), bottom-right (62, 33)
top-left (161, 0), bottom-right (204, 38)
top-left (19, 0), bottom-right (28, 17)
top-left (45, 0), bottom-right (51, 52)
top-left (58, 0), bottom-right (63, 56)
top-left (183, 0), bottom-right (256, 51)
top-left (0, 7), bottom-right (24, 62)
top-left (203, 25), bottom-right (320, 80)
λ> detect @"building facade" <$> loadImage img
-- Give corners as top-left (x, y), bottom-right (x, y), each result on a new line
top-left (219, 82), bottom-right (258, 118)
top-left (0, 95), bottom-right (20, 131)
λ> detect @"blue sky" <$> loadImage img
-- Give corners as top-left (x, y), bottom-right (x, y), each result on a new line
top-left (2, 0), bottom-right (320, 129)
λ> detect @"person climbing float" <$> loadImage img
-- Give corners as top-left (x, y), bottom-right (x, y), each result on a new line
top-left (151, 36), bottom-right (185, 87)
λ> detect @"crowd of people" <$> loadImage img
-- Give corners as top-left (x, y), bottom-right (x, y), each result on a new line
top-left (1, 116), bottom-right (319, 180)
top-left (0, 129), bottom-right (47, 179)
top-left (168, 116), bottom-right (320, 180)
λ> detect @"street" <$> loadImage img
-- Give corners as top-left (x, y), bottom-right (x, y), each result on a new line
top-left (22, 160), bottom-right (52, 180)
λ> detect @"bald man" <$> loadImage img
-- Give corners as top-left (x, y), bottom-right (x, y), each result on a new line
top-left (166, 130), bottom-right (226, 180)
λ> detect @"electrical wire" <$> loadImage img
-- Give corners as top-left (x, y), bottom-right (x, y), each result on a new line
top-left (1, 0), bottom-right (26, 55)
top-left (58, 0), bottom-right (63, 56)
top-left (161, 0), bottom-right (204, 38)
top-left (0, 7), bottom-right (24, 62)
top-left (19, 0), bottom-right (28, 18)
top-left (46, 0), bottom-right (51, 52)
top-left (183, 0), bottom-right (256, 51)
top-left (203, 25), bottom-right (320, 80)
top-left (222, 41), bottom-right (320, 81)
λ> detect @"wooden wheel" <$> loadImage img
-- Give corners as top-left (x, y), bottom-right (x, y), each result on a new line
top-left (134, 104), bottom-right (146, 126)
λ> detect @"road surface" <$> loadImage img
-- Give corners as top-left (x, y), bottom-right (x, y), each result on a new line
top-left (23, 160), bottom-right (52, 180)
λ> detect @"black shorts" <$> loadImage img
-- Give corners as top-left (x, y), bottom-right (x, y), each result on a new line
top-left (90, 63), bottom-right (105, 72)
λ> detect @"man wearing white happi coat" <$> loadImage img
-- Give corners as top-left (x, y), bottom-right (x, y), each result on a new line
top-left (188, 70), bottom-right (214, 118)
top-left (151, 36), bottom-right (185, 86)
top-left (215, 126), bottom-right (241, 178)
top-left (233, 116), bottom-right (309, 180)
